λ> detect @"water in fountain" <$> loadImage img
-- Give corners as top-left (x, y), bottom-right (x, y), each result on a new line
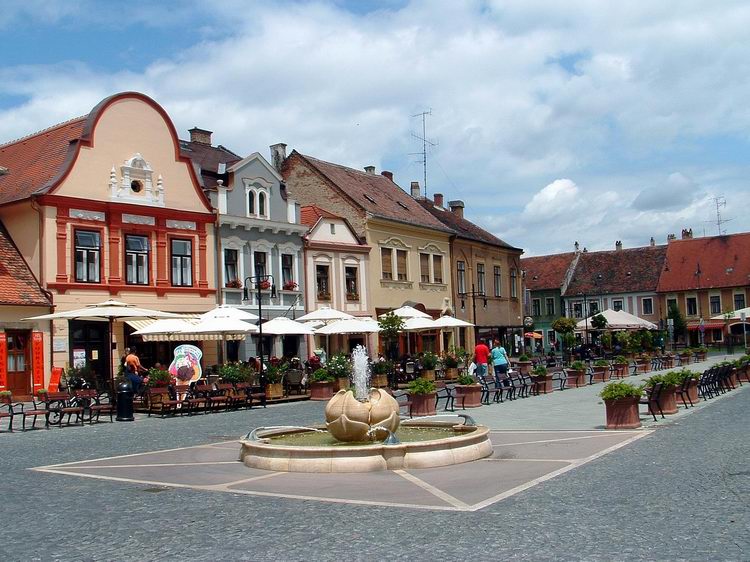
top-left (351, 344), bottom-right (371, 401)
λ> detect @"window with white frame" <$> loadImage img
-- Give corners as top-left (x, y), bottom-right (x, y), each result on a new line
top-left (573, 302), bottom-right (583, 318)
top-left (75, 230), bottom-right (101, 283)
top-left (125, 235), bottom-right (149, 285)
top-left (281, 254), bottom-right (294, 287)
top-left (709, 295), bottom-right (721, 315)
top-left (589, 301), bottom-right (599, 315)
top-left (224, 249), bottom-right (238, 285)
top-left (613, 299), bottom-right (623, 312)
top-left (642, 297), bottom-right (653, 315)
top-left (170, 239), bottom-right (192, 287)
top-left (686, 296), bottom-right (698, 316)
top-left (316, 264), bottom-right (330, 300)
top-left (420, 253), bottom-right (430, 283)
top-left (246, 185), bottom-right (270, 220)
top-left (345, 266), bottom-right (359, 300)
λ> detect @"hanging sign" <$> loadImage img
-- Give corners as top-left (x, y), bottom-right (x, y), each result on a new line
top-left (32, 332), bottom-right (44, 389)
top-left (0, 333), bottom-right (6, 390)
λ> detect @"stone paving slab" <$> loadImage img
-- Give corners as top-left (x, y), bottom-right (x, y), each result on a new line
top-left (32, 429), bottom-right (649, 512)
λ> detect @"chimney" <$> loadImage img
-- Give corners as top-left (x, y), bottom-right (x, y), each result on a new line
top-left (615, 240), bottom-right (622, 251)
top-left (667, 233), bottom-right (676, 242)
top-left (381, 170), bottom-right (393, 181)
top-left (574, 241), bottom-right (580, 252)
top-left (364, 165), bottom-right (376, 174)
top-left (650, 236), bottom-right (655, 247)
top-left (681, 228), bottom-right (694, 240)
top-left (189, 127), bottom-right (212, 145)
top-left (448, 200), bottom-right (464, 219)
top-left (434, 193), bottom-right (444, 208)
top-left (410, 181), bottom-right (421, 198)
top-left (269, 143), bottom-right (287, 171)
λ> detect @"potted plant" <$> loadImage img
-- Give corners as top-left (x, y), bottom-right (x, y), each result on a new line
top-left (265, 365), bottom-right (285, 399)
top-left (370, 360), bottom-right (391, 388)
top-left (515, 353), bottom-right (532, 375)
top-left (219, 363), bottom-right (252, 384)
top-left (592, 359), bottom-right (611, 383)
top-left (327, 353), bottom-right (351, 392)
top-left (225, 279), bottom-right (242, 289)
top-left (442, 351), bottom-right (459, 380)
top-left (646, 372), bottom-right (681, 414)
top-left (693, 346), bottom-right (708, 362)
top-left (454, 373), bottom-right (482, 408)
top-left (317, 291), bottom-right (331, 301)
top-left (282, 280), bottom-right (298, 291)
top-left (531, 364), bottom-right (553, 394)
top-left (420, 351), bottom-right (439, 381)
top-left (0, 390), bottom-right (11, 405)
top-left (678, 348), bottom-right (692, 365)
top-left (408, 378), bottom-right (437, 416)
top-left (309, 368), bottom-right (335, 401)
top-left (612, 355), bottom-right (630, 378)
top-left (565, 360), bottom-right (587, 388)
top-left (346, 291), bottom-right (359, 301)
top-left (36, 388), bottom-right (48, 398)
top-left (147, 367), bottom-right (172, 387)
top-left (600, 381), bottom-right (643, 429)
top-left (677, 368), bottom-right (701, 404)
top-left (635, 354), bottom-right (651, 373)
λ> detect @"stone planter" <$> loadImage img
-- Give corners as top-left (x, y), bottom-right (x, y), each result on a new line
top-left (694, 352), bottom-right (707, 362)
top-left (678, 354), bottom-right (691, 365)
top-left (658, 385), bottom-right (678, 414)
top-left (265, 382), bottom-right (284, 400)
top-left (515, 361), bottom-right (532, 375)
top-left (591, 366), bottom-right (610, 383)
top-left (604, 397), bottom-right (641, 429)
top-left (455, 384), bottom-right (482, 408)
top-left (613, 363), bottom-right (629, 378)
top-left (565, 369), bottom-right (586, 388)
top-left (533, 375), bottom-right (554, 394)
top-left (334, 377), bottom-right (350, 392)
top-left (686, 379), bottom-right (700, 404)
top-left (309, 381), bottom-right (335, 401)
top-left (443, 367), bottom-right (459, 380)
top-left (411, 392), bottom-right (437, 416)
top-left (371, 374), bottom-right (388, 388)
top-left (420, 369), bottom-right (436, 381)
top-left (636, 360), bottom-right (650, 373)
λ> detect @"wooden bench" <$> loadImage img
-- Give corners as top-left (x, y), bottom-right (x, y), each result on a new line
top-left (194, 383), bottom-right (228, 413)
top-left (45, 391), bottom-right (84, 427)
top-left (236, 382), bottom-right (266, 408)
top-left (216, 383), bottom-right (245, 409)
top-left (74, 389), bottom-right (114, 424)
top-left (391, 389), bottom-right (413, 418)
top-left (147, 387), bottom-right (179, 417)
top-left (0, 393), bottom-right (23, 431)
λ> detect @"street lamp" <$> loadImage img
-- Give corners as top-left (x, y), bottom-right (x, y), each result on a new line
top-left (460, 283), bottom-right (487, 344)
top-left (243, 274), bottom-right (276, 385)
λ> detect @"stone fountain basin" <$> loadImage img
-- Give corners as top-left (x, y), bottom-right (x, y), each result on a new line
top-left (239, 421), bottom-right (493, 473)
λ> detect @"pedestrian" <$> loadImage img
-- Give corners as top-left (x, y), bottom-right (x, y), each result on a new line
top-left (490, 339), bottom-right (509, 385)
top-left (474, 338), bottom-right (490, 380)
top-left (124, 346), bottom-right (149, 393)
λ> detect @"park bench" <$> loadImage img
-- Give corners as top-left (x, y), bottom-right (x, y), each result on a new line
top-left (215, 383), bottom-right (246, 409)
top-left (147, 387), bottom-right (179, 417)
top-left (173, 384), bottom-right (206, 415)
top-left (45, 391), bottom-right (84, 427)
top-left (673, 376), bottom-right (694, 409)
top-left (0, 393), bottom-right (24, 431)
top-left (74, 389), bottom-right (114, 424)
top-left (391, 389), bottom-right (413, 418)
top-left (235, 382), bottom-right (266, 408)
top-left (194, 383), bottom-right (229, 413)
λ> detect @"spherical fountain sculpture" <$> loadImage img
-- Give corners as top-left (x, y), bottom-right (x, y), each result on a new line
top-left (239, 345), bottom-right (493, 473)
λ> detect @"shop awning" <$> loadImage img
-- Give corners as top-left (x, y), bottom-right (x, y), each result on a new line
top-left (687, 321), bottom-right (726, 331)
top-left (126, 314), bottom-right (202, 332)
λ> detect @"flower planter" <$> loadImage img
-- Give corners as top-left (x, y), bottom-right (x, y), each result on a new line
top-left (604, 397), bottom-right (641, 429)
top-left (309, 381), bottom-right (335, 401)
top-left (334, 377), bottom-right (350, 392)
top-left (678, 354), bottom-right (691, 365)
top-left (613, 363), bottom-right (629, 378)
top-left (729, 369), bottom-right (739, 388)
top-left (265, 382), bottom-right (284, 400)
top-left (686, 379), bottom-right (700, 404)
top-left (420, 369), bottom-right (436, 381)
top-left (455, 384), bottom-right (482, 408)
top-left (694, 352), bottom-right (707, 362)
top-left (658, 385), bottom-right (678, 414)
top-left (411, 392), bottom-right (437, 416)
top-left (515, 361), bottom-right (532, 375)
top-left (636, 360), bottom-right (650, 374)
top-left (371, 374), bottom-right (388, 388)
top-left (591, 366), bottom-right (610, 383)
top-left (565, 369), bottom-right (586, 388)
top-left (533, 375), bottom-right (554, 394)
top-left (443, 367), bottom-right (459, 380)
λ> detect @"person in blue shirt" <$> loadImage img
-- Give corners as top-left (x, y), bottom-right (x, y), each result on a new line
top-left (490, 339), bottom-right (509, 386)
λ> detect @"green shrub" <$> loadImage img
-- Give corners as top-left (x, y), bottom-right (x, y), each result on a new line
top-left (0, 390), bottom-right (11, 397)
top-left (676, 368), bottom-right (700, 382)
top-left (532, 365), bottom-right (548, 376)
top-left (265, 365), bottom-right (284, 384)
top-left (457, 374), bottom-right (476, 385)
top-left (600, 381), bottom-right (643, 401)
top-left (147, 368), bottom-right (171, 387)
top-left (326, 353), bottom-right (351, 379)
top-left (695, 346), bottom-right (708, 354)
top-left (310, 368), bottom-right (334, 383)
top-left (442, 352), bottom-right (459, 368)
top-left (421, 351), bottom-right (439, 370)
top-left (218, 363), bottom-right (252, 383)
top-left (518, 354), bottom-right (530, 362)
top-left (614, 355), bottom-right (628, 364)
top-left (408, 378), bottom-right (436, 395)
top-left (371, 361), bottom-right (391, 375)
top-left (570, 360), bottom-right (586, 371)
top-left (593, 359), bottom-right (610, 367)
top-left (649, 371), bottom-right (682, 388)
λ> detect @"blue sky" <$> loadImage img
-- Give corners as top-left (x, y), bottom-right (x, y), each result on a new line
top-left (2, 0), bottom-right (750, 255)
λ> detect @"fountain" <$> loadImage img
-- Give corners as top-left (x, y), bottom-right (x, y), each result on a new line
top-left (239, 345), bottom-right (492, 473)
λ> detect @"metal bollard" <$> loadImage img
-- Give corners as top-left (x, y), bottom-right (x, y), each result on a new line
top-left (116, 381), bottom-right (135, 422)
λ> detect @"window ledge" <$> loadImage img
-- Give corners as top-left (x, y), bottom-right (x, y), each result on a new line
top-left (380, 279), bottom-right (413, 289)
top-left (419, 282), bottom-right (447, 292)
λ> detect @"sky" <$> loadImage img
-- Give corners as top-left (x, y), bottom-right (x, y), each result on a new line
top-left (2, 0), bottom-right (749, 256)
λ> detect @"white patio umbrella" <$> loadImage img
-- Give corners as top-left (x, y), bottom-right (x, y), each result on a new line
top-left (260, 317), bottom-right (317, 336)
top-left (710, 306), bottom-right (750, 321)
top-left (432, 315), bottom-right (474, 328)
top-left (131, 318), bottom-right (199, 342)
top-left (24, 299), bottom-right (180, 382)
top-left (575, 308), bottom-right (657, 331)
top-left (380, 305), bottom-right (431, 319)
top-left (201, 305), bottom-right (258, 322)
top-left (297, 306), bottom-right (355, 323)
top-left (315, 318), bottom-right (382, 335)
top-left (402, 317), bottom-right (437, 331)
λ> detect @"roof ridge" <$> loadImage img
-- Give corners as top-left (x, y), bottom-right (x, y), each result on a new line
top-left (0, 115), bottom-right (87, 149)
top-left (301, 153), bottom-right (383, 178)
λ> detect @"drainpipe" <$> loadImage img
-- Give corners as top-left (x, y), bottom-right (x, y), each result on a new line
top-left (32, 195), bottom-right (56, 377)
top-left (213, 207), bottom-right (224, 364)
top-left (302, 234), bottom-right (311, 359)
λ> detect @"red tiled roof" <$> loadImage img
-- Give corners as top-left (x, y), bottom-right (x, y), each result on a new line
top-left (300, 205), bottom-right (341, 228)
top-left (566, 245), bottom-right (667, 295)
top-left (0, 117), bottom-right (86, 206)
top-left (657, 233), bottom-right (750, 292)
top-left (179, 140), bottom-right (241, 190)
top-left (416, 199), bottom-right (521, 250)
top-left (291, 152), bottom-right (452, 233)
top-left (0, 222), bottom-right (50, 306)
top-left (521, 252), bottom-right (577, 291)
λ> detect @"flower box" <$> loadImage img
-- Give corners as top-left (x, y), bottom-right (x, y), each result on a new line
top-left (411, 392), bottom-right (436, 416)
top-left (309, 381), bottom-right (335, 401)
top-left (455, 384), bottom-right (482, 408)
top-left (282, 281), bottom-right (298, 291)
top-left (604, 397), bottom-right (641, 429)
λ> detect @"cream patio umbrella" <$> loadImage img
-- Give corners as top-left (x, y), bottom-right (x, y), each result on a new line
top-left (260, 316), bottom-right (317, 335)
top-left (431, 315), bottom-right (474, 329)
top-left (380, 305), bottom-right (431, 319)
top-left (297, 306), bottom-right (355, 323)
top-left (131, 318), bottom-right (200, 342)
top-left (315, 317), bottom-right (382, 335)
top-left (24, 299), bottom-right (180, 382)
top-left (200, 305), bottom-right (259, 322)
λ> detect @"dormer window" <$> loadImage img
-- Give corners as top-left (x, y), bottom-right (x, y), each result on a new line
top-left (244, 181), bottom-right (271, 220)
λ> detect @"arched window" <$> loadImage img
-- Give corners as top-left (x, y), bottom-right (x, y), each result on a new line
top-left (258, 192), bottom-right (266, 217)
top-left (248, 191), bottom-right (255, 216)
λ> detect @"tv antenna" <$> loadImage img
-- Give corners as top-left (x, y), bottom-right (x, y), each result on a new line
top-left (409, 109), bottom-right (437, 198)
top-left (709, 195), bottom-right (732, 235)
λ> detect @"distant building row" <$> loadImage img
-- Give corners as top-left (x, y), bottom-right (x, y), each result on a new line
top-left (522, 231), bottom-right (750, 350)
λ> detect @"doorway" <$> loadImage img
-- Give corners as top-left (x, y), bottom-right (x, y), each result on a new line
top-left (69, 320), bottom-right (109, 386)
top-left (6, 330), bottom-right (30, 395)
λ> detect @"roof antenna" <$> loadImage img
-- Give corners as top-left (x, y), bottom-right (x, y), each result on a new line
top-left (410, 109), bottom-right (437, 198)
top-left (711, 195), bottom-right (732, 235)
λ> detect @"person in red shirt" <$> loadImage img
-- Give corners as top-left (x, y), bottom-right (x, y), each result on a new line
top-left (474, 339), bottom-right (490, 378)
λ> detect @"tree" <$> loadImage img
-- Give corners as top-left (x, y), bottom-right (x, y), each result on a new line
top-left (667, 303), bottom-right (686, 340)
top-left (551, 317), bottom-right (577, 335)
top-left (591, 313), bottom-right (608, 330)
top-left (378, 312), bottom-right (404, 361)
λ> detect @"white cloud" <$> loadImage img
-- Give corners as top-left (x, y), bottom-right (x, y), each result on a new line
top-left (1, 0), bottom-right (750, 255)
